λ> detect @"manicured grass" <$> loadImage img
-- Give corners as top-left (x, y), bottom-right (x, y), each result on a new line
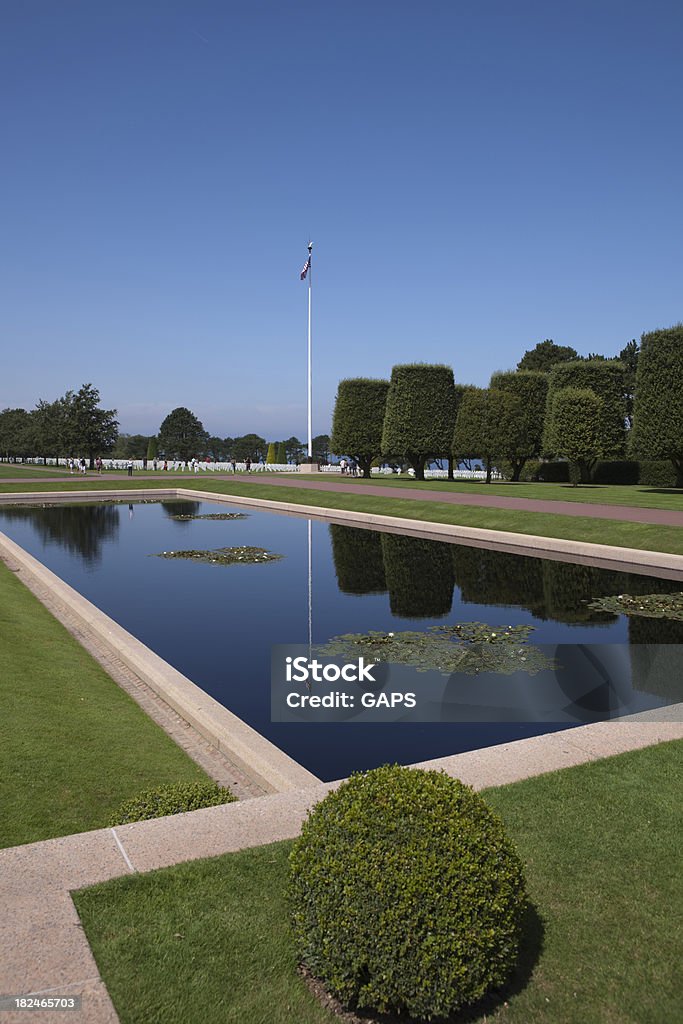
top-left (74, 741), bottom-right (682, 1024)
top-left (0, 463), bottom-right (70, 477)
top-left (296, 474), bottom-right (683, 512)
top-left (0, 560), bottom-right (212, 848)
top-left (1, 476), bottom-right (682, 553)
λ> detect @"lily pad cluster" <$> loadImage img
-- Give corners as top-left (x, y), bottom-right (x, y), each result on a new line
top-left (318, 621), bottom-right (554, 676)
top-left (587, 592), bottom-right (683, 621)
top-left (152, 546), bottom-right (282, 566)
top-left (168, 512), bottom-right (248, 521)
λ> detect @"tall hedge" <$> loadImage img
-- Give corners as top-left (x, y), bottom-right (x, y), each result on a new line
top-left (545, 387), bottom-right (602, 484)
top-left (490, 371), bottom-right (549, 480)
top-left (452, 387), bottom-right (523, 482)
top-left (331, 378), bottom-right (389, 478)
top-left (631, 324), bottom-right (683, 487)
top-left (276, 441), bottom-right (287, 464)
top-left (382, 364), bottom-right (455, 479)
top-left (266, 442), bottom-right (277, 464)
top-left (544, 360), bottom-right (626, 469)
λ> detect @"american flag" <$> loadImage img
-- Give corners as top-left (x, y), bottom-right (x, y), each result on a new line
top-left (300, 256), bottom-right (311, 280)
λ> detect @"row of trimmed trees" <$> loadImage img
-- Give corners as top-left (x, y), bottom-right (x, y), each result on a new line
top-left (330, 325), bottom-right (683, 486)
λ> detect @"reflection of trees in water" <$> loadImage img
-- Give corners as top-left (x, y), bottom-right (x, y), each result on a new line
top-left (541, 562), bottom-right (622, 625)
top-left (160, 501), bottom-right (202, 524)
top-left (451, 547), bottom-right (546, 619)
top-left (381, 534), bottom-right (454, 619)
top-left (450, 544), bottom-right (683, 630)
top-left (329, 525), bottom-right (386, 595)
top-left (628, 615), bottom-right (683, 703)
top-left (0, 504), bottom-right (119, 567)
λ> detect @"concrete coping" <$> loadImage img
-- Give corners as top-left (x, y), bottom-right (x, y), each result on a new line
top-left (1, 486), bottom-right (682, 578)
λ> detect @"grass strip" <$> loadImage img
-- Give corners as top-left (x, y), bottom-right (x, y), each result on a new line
top-left (0, 559), bottom-right (212, 848)
top-left (74, 740), bottom-right (682, 1024)
top-left (3, 476), bottom-right (681, 555)
top-left (295, 475), bottom-right (683, 512)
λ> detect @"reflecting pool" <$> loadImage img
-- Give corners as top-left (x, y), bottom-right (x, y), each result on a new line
top-left (1, 499), bottom-right (681, 780)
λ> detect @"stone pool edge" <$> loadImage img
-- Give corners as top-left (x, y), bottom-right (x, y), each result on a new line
top-left (0, 528), bottom-right (320, 796)
top-left (2, 486), bottom-right (682, 577)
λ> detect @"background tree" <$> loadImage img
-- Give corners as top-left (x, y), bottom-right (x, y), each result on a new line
top-left (631, 324), bottom-right (683, 487)
top-left (382, 364), bottom-right (455, 480)
top-left (0, 408), bottom-right (32, 459)
top-left (232, 433), bottom-right (267, 462)
top-left (331, 378), bottom-right (390, 478)
top-left (517, 339), bottom-right (580, 372)
top-left (112, 433), bottom-right (150, 459)
top-left (489, 370), bottom-right (549, 480)
top-left (157, 407), bottom-right (208, 460)
top-left (544, 360), bottom-right (626, 474)
top-left (29, 399), bottom-right (67, 460)
top-left (544, 387), bottom-right (602, 485)
top-left (266, 442), bottom-right (277, 464)
top-left (284, 436), bottom-right (305, 464)
top-left (147, 435), bottom-right (158, 462)
top-left (63, 383), bottom-right (118, 467)
top-left (312, 433), bottom-right (331, 464)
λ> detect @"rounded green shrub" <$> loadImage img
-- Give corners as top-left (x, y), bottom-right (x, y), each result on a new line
top-left (111, 781), bottom-right (236, 825)
top-left (289, 765), bottom-right (527, 1020)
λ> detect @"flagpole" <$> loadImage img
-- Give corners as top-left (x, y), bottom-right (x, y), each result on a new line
top-left (307, 241), bottom-right (313, 460)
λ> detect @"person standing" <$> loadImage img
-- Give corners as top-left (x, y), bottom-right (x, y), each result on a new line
top-left (96, 456), bottom-right (102, 474)
top-left (126, 459), bottom-right (134, 477)
top-left (245, 457), bottom-right (251, 472)
top-left (231, 457), bottom-right (237, 473)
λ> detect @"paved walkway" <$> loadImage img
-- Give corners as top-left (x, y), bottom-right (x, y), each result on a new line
top-left (1, 472), bottom-right (682, 526)
top-left (2, 719), bottom-right (682, 1023)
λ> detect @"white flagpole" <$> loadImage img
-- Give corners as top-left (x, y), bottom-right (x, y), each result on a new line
top-left (307, 241), bottom-right (313, 460)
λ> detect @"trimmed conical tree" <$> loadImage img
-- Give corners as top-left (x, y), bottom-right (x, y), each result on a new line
top-left (631, 324), bottom-right (683, 487)
top-left (266, 442), bottom-right (277, 464)
top-left (276, 441), bottom-right (287, 464)
top-left (331, 378), bottom-right (390, 478)
top-left (382, 364), bottom-right (456, 480)
top-left (489, 371), bottom-right (548, 480)
top-left (146, 435), bottom-right (158, 461)
top-left (544, 360), bottom-right (626, 475)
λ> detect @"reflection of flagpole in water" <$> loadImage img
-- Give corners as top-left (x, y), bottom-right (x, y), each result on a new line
top-left (308, 519), bottom-right (312, 653)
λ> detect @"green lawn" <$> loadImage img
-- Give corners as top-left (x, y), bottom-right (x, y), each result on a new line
top-left (74, 740), bottom-right (682, 1024)
top-left (0, 463), bottom-right (70, 478)
top-left (0, 560), bottom-right (213, 848)
top-left (295, 473), bottom-right (683, 511)
top-left (3, 476), bottom-right (681, 554)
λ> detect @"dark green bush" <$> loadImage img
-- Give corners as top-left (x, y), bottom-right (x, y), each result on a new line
top-left (637, 460), bottom-right (678, 488)
top-left (591, 460), bottom-right (640, 484)
top-left (535, 460), bottom-right (570, 482)
top-left (111, 781), bottom-right (235, 825)
top-left (289, 765), bottom-right (527, 1020)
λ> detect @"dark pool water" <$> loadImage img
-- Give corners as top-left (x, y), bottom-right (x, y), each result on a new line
top-left (1, 499), bottom-right (680, 780)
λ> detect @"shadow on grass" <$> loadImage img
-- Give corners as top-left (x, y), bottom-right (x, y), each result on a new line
top-left (303, 900), bottom-right (545, 1024)
top-left (643, 488), bottom-right (683, 494)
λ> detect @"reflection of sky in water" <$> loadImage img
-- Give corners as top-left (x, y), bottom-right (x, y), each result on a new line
top-left (0, 501), bottom-right (680, 780)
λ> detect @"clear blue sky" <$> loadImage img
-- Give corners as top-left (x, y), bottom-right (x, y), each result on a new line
top-left (2, 1), bottom-right (681, 440)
